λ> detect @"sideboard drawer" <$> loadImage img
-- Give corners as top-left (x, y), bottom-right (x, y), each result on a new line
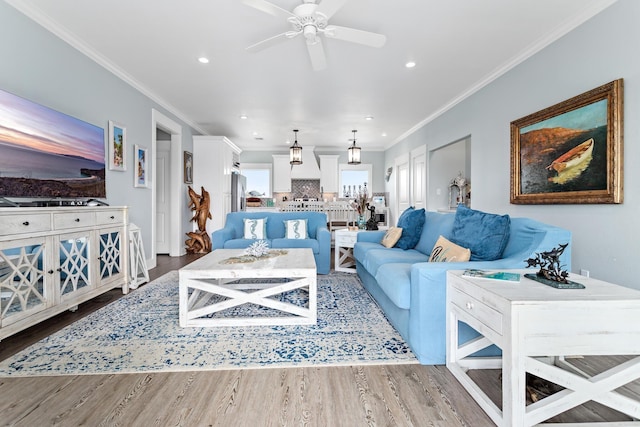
top-left (0, 213), bottom-right (51, 235)
top-left (96, 210), bottom-right (125, 225)
top-left (449, 286), bottom-right (503, 336)
top-left (53, 211), bottom-right (95, 230)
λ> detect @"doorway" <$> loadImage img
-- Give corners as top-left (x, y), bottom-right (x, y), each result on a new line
top-left (151, 109), bottom-right (183, 269)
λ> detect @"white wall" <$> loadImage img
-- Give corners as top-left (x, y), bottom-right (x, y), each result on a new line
top-left (386, 0), bottom-right (640, 289)
top-left (0, 2), bottom-right (198, 266)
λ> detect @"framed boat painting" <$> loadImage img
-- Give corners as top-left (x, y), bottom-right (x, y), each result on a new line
top-left (510, 79), bottom-right (623, 204)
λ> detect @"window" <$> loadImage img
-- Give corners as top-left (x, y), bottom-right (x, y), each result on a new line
top-left (242, 163), bottom-right (272, 197)
top-left (338, 163), bottom-right (372, 198)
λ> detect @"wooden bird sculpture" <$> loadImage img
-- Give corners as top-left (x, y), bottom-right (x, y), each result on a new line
top-left (186, 186), bottom-right (212, 253)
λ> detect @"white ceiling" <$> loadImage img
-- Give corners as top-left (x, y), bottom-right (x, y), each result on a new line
top-left (8, 0), bottom-right (616, 152)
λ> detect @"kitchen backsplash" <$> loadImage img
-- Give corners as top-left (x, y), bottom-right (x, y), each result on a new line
top-left (291, 179), bottom-right (321, 199)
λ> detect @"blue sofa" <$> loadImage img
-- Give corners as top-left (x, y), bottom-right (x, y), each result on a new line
top-left (212, 211), bottom-right (331, 274)
top-left (354, 209), bottom-right (572, 365)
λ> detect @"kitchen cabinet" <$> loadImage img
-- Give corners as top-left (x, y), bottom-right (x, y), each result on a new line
top-left (319, 155), bottom-right (339, 193)
top-left (272, 154), bottom-right (291, 192)
top-left (193, 136), bottom-right (242, 233)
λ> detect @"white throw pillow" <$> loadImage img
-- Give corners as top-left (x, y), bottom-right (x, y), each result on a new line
top-left (428, 235), bottom-right (471, 262)
top-left (284, 219), bottom-right (308, 239)
top-left (243, 218), bottom-right (267, 239)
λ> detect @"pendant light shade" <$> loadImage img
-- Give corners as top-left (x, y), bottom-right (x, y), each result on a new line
top-left (289, 129), bottom-right (303, 165)
top-left (347, 129), bottom-right (361, 165)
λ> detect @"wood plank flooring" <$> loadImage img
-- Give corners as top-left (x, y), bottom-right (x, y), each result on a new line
top-left (1, 254), bottom-right (638, 426)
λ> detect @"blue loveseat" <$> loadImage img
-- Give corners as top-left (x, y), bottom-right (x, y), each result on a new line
top-left (212, 211), bottom-right (331, 274)
top-left (354, 208), bottom-right (572, 364)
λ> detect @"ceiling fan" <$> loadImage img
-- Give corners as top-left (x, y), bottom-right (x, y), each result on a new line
top-left (243, 0), bottom-right (386, 70)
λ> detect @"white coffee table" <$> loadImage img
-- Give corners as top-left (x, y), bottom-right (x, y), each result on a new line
top-left (179, 248), bottom-right (317, 327)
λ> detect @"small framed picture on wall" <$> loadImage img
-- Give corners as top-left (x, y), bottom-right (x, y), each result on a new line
top-left (134, 144), bottom-right (148, 188)
top-left (184, 151), bottom-right (193, 184)
top-left (108, 120), bottom-right (126, 171)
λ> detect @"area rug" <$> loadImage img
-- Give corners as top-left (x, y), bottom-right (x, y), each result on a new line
top-left (0, 271), bottom-right (416, 377)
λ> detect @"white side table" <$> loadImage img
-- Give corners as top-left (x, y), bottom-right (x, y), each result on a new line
top-left (334, 228), bottom-right (387, 273)
top-left (334, 229), bottom-right (359, 273)
top-left (446, 269), bottom-right (640, 426)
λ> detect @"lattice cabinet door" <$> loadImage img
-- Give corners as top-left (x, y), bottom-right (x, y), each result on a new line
top-left (0, 237), bottom-right (50, 328)
top-left (97, 227), bottom-right (124, 287)
top-left (56, 231), bottom-right (94, 303)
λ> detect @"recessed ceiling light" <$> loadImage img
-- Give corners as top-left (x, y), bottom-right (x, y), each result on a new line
top-left (239, 114), bottom-right (248, 120)
top-left (198, 57), bottom-right (209, 64)
top-left (405, 61), bottom-right (416, 68)
top-left (381, 132), bottom-right (387, 137)
top-left (365, 116), bottom-right (374, 121)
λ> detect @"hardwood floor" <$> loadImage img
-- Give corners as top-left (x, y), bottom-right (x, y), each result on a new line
top-left (1, 254), bottom-right (637, 426)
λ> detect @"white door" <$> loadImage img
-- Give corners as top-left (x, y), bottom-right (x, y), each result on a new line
top-left (411, 146), bottom-right (427, 211)
top-left (155, 140), bottom-right (171, 254)
top-left (395, 154), bottom-right (411, 219)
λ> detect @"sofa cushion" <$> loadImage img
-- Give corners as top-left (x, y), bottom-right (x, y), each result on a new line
top-left (450, 205), bottom-right (511, 261)
top-left (284, 219), bottom-right (308, 239)
top-left (380, 227), bottom-right (403, 248)
top-left (272, 238), bottom-right (319, 254)
top-left (428, 235), bottom-right (471, 262)
top-left (243, 217), bottom-right (267, 239)
top-left (395, 208), bottom-right (426, 250)
top-left (355, 244), bottom-right (430, 277)
top-left (374, 263), bottom-right (412, 309)
top-left (414, 211), bottom-right (456, 256)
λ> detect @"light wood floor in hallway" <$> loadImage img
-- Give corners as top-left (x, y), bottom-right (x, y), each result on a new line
top-left (1, 255), bottom-right (638, 426)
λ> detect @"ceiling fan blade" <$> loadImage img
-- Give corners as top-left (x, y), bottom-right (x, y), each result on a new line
top-left (307, 39), bottom-right (327, 71)
top-left (242, 0), bottom-right (295, 19)
top-left (246, 32), bottom-right (295, 52)
top-left (324, 25), bottom-right (386, 48)
top-left (315, 0), bottom-right (348, 20)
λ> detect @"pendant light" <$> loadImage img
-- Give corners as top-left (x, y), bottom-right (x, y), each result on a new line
top-left (289, 129), bottom-right (303, 165)
top-left (347, 129), bottom-right (361, 165)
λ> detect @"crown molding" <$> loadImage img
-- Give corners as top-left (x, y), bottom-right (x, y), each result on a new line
top-left (6, 0), bottom-right (208, 136)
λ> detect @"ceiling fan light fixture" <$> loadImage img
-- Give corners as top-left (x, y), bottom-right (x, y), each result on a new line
top-left (290, 129), bottom-right (303, 165)
top-left (347, 129), bottom-right (361, 165)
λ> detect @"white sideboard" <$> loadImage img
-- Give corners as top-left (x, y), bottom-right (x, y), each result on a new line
top-left (0, 206), bottom-right (129, 340)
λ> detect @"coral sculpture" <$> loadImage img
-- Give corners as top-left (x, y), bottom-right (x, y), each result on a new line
top-left (245, 240), bottom-right (270, 258)
top-left (525, 243), bottom-right (570, 283)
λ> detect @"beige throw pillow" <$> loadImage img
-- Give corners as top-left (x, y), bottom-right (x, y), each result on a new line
top-left (429, 235), bottom-right (471, 262)
top-left (380, 227), bottom-right (403, 248)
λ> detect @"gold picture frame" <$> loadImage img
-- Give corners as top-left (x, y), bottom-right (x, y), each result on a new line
top-left (510, 79), bottom-right (623, 204)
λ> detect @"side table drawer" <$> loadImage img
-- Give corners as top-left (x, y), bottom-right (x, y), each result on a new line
top-left (335, 231), bottom-right (358, 247)
top-left (449, 286), bottom-right (503, 335)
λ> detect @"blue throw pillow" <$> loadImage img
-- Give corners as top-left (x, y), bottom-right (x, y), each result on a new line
top-left (396, 206), bottom-right (414, 225)
top-left (394, 208), bottom-right (426, 250)
top-left (449, 205), bottom-right (510, 261)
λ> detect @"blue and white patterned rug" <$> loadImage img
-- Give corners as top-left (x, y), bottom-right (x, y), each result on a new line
top-left (0, 271), bottom-right (416, 377)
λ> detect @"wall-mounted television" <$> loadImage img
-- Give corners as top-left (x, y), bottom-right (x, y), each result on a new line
top-left (0, 88), bottom-right (106, 200)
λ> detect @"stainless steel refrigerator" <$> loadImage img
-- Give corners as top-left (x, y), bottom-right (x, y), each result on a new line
top-left (231, 172), bottom-right (246, 212)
